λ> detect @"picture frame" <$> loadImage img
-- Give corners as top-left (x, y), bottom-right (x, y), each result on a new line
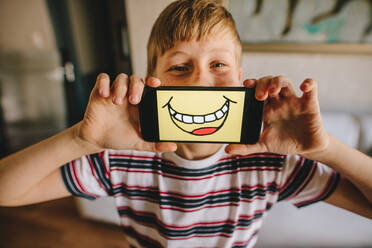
top-left (222, 0), bottom-right (372, 54)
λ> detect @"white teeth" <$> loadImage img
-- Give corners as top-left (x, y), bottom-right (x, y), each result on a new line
top-left (183, 115), bottom-right (193, 123)
top-left (215, 110), bottom-right (224, 119)
top-left (205, 114), bottom-right (216, 122)
top-left (193, 116), bottom-right (204, 123)
top-left (175, 113), bottom-right (182, 121)
top-left (222, 105), bottom-right (228, 113)
top-left (169, 100), bottom-right (230, 124)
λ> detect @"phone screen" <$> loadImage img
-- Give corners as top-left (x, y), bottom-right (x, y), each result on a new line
top-left (157, 90), bottom-right (246, 142)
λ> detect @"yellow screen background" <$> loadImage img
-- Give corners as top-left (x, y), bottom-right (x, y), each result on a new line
top-left (157, 90), bottom-right (245, 142)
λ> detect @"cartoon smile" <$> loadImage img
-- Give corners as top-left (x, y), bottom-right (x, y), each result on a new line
top-left (162, 96), bottom-right (236, 136)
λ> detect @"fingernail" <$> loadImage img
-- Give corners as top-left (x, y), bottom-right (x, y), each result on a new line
top-left (130, 95), bottom-right (139, 103)
top-left (256, 93), bottom-right (264, 99)
top-left (114, 97), bottom-right (123, 104)
top-left (100, 88), bottom-right (108, 97)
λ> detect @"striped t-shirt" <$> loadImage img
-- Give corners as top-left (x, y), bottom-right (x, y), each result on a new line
top-left (60, 145), bottom-right (339, 248)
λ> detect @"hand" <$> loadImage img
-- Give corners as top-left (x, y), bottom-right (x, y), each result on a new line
top-left (226, 76), bottom-right (330, 156)
top-left (75, 73), bottom-right (177, 153)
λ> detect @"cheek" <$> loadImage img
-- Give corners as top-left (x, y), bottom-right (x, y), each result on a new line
top-left (213, 71), bottom-right (241, 87)
top-left (158, 75), bottom-right (187, 87)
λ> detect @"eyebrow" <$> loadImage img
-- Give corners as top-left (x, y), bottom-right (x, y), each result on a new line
top-left (165, 51), bottom-right (189, 58)
top-left (166, 48), bottom-right (233, 59)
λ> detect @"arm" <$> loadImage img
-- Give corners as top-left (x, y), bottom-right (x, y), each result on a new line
top-left (226, 76), bottom-right (372, 218)
top-left (0, 124), bottom-right (97, 206)
top-left (0, 73), bottom-right (176, 207)
top-left (307, 134), bottom-right (372, 218)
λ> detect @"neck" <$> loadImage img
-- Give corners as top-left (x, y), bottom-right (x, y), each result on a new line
top-left (175, 143), bottom-right (223, 160)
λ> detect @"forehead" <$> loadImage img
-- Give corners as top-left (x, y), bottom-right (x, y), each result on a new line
top-left (161, 32), bottom-right (241, 61)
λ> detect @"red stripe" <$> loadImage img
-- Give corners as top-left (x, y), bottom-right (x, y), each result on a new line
top-left (112, 182), bottom-right (279, 199)
top-left (118, 205), bottom-right (267, 230)
top-left (70, 161), bottom-right (98, 198)
top-left (114, 192), bottom-right (275, 212)
top-left (294, 170), bottom-right (337, 207)
top-left (71, 161), bottom-right (86, 193)
top-left (86, 156), bottom-right (107, 193)
top-left (109, 153), bottom-right (159, 159)
top-left (112, 183), bottom-right (158, 190)
top-left (158, 202), bottom-right (241, 212)
top-left (110, 166), bottom-right (281, 181)
top-left (121, 214), bottom-right (263, 241)
top-left (110, 152), bottom-right (283, 165)
top-left (230, 228), bottom-right (260, 247)
top-left (109, 153), bottom-right (166, 161)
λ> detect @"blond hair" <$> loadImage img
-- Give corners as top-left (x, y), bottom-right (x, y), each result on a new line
top-left (147, 0), bottom-right (241, 76)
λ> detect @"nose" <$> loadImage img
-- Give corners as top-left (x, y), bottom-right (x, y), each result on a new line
top-left (188, 66), bottom-right (213, 87)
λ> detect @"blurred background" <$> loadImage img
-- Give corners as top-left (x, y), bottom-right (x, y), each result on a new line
top-left (0, 0), bottom-right (372, 247)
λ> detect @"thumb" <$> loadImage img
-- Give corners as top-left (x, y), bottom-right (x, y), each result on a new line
top-left (138, 141), bottom-right (177, 153)
top-left (155, 142), bottom-right (177, 153)
top-left (225, 143), bottom-right (267, 155)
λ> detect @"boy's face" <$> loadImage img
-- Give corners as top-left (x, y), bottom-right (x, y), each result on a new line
top-left (154, 32), bottom-right (242, 87)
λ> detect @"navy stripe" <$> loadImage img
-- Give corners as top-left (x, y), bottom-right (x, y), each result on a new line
top-left (109, 156), bottom-right (284, 178)
top-left (60, 164), bottom-right (96, 200)
top-left (231, 230), bottom-right (259, 248)
top-left (298, 172), bottom-right (341, 208)
top-left (320, 172), bottom-right (341, 201)
top-left (118, 207), bottom-right (269, 238)
top-left (89, 153), bottom-right (113, 195)
top-left (114, 185), bottom-right (279, 209)
top-left (278, 159), bottom-right (315, 201)
top-left (123, 226), bottom-right (163, 248)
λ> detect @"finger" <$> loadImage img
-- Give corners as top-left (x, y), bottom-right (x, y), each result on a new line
top-left (300, 78), bottom-right (317, 96)
top-left (111, 73), bottom-right (129, 105)
top-left (255, 76), bottom-right (272, 100)
top-left (225, 143), bottom-right (267, 155)
top-left (268, 76), bottom-right (289, 96)
top-left (129, 74), bottom-right (145, 105)
top-left (139, 141), bottom-right (177, 153)
top-left (155, 142), bottom-right (177, 153)
top-left (300, 78), bottom-right (319, 107)
top-left (243, 79), bottom-right (257, 88)
top-left (95, 73), bottom-right (110, 98)
top-left (146, 76), bottom-right (162, 87)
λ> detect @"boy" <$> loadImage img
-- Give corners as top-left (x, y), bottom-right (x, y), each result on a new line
top-left (0, 0), bottom-right (371, 247)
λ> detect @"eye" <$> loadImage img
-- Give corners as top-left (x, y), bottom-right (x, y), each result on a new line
top-left (211, 63), bottom-right (226, 68)
top-left (210, 62), bottom-right (229, 72)
top-left (168, 65), bottom-right (189, 72)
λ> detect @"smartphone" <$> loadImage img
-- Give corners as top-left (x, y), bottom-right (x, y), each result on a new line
top-left (139, 86), bottom-right (264, 144)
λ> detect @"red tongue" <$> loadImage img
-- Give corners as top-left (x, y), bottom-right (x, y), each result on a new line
top-left (192, 127), bottom-right (217, 135)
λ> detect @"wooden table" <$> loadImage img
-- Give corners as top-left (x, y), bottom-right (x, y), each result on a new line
top-left (0, 197), bottom-right (129, 248)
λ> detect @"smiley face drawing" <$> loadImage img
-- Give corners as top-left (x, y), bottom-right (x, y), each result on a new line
top-left (163, 95), bottom-right (236, 136)
top-left (157, 90), bottom-right (246, 142)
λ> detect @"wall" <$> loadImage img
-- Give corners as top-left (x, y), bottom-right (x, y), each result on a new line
top-left (0, 0), bottom-right (66, 151)
top-left (125, 0), bottom-right (173, 77)
top-left (241, 52), bottom-right (372, 113)
top-left (0, 0), bottom-right (56, 51)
